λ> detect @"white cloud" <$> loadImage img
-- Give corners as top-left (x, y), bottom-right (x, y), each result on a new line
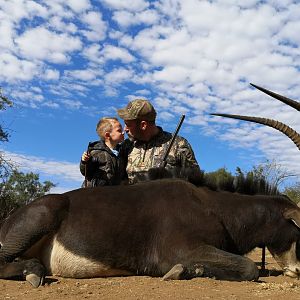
top-left (128, 1), bottom-right (298, 91)
top-left (135, 89), bottom-right (151, 96)
top-left (10, 87), bottom-right (45, 108)
top-left (277, 20), bottom-right (300, 45)
top-left (0, 0), bottom-right (48, 23)
top-left (83, 44), bottom-right (135, 64)
top-left (153, 66), bottom-right (190, 84)
top-left (210, 113), bottom-right (300, 174)
top-left (102, 45), bottom-right (135, 63)
top-left (41, 1), bottom-right (74, 18)
top-left (0, 52), bottom-right (39, 82)
top-left (81, 11), bottom-right (107, 41)
top-left (101, 0), bottom-right (148, 12)
top-left (64, 69), bottom-right (102, 81)
top-left (16, 26), bottom-right (82, 63)
top-left (82, 44), bottom-right (103, 63)
top-left (1, 150), bottom-right (83, 183)
top-left (105, 68), bottom-right (133, 84)
top-left (0, 19), bottom-right (15, 50)
top-left (43, 101), bottom-right (60, 109)
top-left (187, 114), bottom-right (208, 126)
top-left (108, 29), bottom-right (124, 40)
top-left (13, 90), bottom-right (43, 102)
top-left (61, 99), bottom-right (83, 110)
top-left (154, 97), bottom-right (172, 109)
top-left (49, 16), bottom-right (78, 33)
top-left (43, 69), bottom-right (60, 81)
top-left (159, 111), bottom-right (174, 121)
top-left (66, 0), bottom-right (91, 13)
top-left (112, 9), bottom-right (159, 27)
top-left (104, 86), bottom-right (118, 97)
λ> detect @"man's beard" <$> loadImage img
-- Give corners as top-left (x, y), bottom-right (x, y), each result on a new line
top-left (127, 133), bottom-right (135, 141)
top-left (127, 127), bottom-right (143, 141)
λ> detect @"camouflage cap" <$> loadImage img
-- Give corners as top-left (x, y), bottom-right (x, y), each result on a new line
top-left (117, 99), bottom-right (157, 121)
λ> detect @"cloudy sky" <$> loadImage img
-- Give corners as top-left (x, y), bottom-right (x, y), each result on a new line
top-left (0, 0), bottom-right (299, 193)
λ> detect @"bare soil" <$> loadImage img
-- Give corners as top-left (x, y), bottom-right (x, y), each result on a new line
top-left (1, 248), bottom-right (300, 300)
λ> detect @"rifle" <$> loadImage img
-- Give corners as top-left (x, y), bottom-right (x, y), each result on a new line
top-left (161, 114), bottom-right (185, 168)
top-left (84, 142), bottom-right (93, 188)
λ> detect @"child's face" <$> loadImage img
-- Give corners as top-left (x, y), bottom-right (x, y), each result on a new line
top-left (109, 121), bottom-right (124, 143)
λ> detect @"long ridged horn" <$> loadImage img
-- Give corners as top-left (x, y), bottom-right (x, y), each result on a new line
top-left (250, 83), bottom-right (300, 112)
top-left (211, 113), bottom-right (300, 151)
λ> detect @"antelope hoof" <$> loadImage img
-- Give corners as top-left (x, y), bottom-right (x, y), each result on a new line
top-left (26, 273), bottom-right (44, 288)
top-left (163, 264), bottom-right (184, 280)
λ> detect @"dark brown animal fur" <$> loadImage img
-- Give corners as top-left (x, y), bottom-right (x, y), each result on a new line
top-left (0, 179), bottom-right (300, 286)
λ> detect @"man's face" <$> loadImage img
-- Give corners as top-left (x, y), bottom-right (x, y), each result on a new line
top-left (124, 120), bottom-right (143, 141)
top-left (110, 121), bottom-right (124, 143)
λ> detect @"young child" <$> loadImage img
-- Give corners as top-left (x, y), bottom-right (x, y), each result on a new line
top-left (80, 117), bottom-right (125, 187)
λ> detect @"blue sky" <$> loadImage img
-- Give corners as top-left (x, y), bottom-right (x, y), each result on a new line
top-left (0, 0), bottom-right (299, 193)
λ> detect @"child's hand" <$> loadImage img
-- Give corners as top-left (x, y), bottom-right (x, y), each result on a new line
top-left (81, 151), bottom-right (90, 162)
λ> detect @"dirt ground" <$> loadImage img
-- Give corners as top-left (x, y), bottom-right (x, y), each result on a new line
top-left (1, 249), bottom-right (300, 300)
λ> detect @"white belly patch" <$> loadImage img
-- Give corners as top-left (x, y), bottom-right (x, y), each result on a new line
top-left (49, 236), bottom-right (132, 278)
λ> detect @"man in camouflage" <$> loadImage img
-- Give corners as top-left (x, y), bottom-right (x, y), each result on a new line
top-left (117, 99), bottom-right (200, 184)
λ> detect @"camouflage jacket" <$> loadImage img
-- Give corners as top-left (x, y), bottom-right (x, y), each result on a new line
top-left (80, 140), bottom-right (126, 187)
top-left (121, 127), bottom-right (200, 184)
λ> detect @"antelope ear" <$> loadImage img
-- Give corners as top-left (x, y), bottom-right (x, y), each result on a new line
top-left (283, 208), bottom-right (300, 229)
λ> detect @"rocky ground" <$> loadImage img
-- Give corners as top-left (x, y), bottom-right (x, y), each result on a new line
top-left (1, 249), bottom-right (300, 300)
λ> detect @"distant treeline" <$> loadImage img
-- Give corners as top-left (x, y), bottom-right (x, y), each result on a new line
top-left (201, 167), bottom-right (279, 195)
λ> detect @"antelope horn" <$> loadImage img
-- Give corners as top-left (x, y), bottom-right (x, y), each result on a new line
top-left (211, 113), bottom-right (300, 151)
top-left (250, 83), bottom-right (300, 112)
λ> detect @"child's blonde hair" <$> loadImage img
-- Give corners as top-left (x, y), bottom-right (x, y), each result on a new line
top-left (96, 117), bottom-right (119, 140)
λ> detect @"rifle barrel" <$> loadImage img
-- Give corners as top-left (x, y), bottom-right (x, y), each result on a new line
top-left (161, 114), bottom-right (185, 168)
